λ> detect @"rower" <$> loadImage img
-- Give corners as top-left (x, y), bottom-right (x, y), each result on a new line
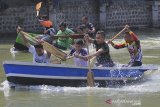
top-left (108, 25), bottom-right (142, 67)
top-left (36, 15), bottom-right (56, 44)
top-left (82, 31), bottom-right (115, 67)
top-left (54, 22), bottom-right (75, 50)
top-left (68, 39), bottom-right (88, 67)
top-left (81, 15), bottom-right (96, 38)
top-left (17, 27), bottom-right (51, 63)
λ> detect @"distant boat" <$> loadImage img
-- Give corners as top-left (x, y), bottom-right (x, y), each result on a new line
top-left (3, 61), bottom-right (158, 87)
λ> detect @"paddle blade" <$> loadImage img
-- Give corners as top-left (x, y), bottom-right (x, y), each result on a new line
top-left (36, 2), bottom-right (42, 11)
top-left (87, 70), bottom-right (95, 87)
top-left (42, 41), bottom-right (67, 61)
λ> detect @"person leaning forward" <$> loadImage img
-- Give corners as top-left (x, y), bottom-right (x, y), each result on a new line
top-left (81, 31), bottom-right (115, 67)
top-left (108, 25), bottom-right (142, 67)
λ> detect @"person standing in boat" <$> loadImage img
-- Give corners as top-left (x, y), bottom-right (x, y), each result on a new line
top-left (81, 15), bottom-right (96, 38)
top-left (36, 15), bottom-right (56, 44)
top-left (82, 31), bottom-right (114, 67)
top-left (54, 22), bottom-right (75, 50)
top-left (108, 25), bottom-right (142, 67)
top-left (17, 28), bottom-right (51, 63)
top-left (68, 39), bottom-right (88, 67)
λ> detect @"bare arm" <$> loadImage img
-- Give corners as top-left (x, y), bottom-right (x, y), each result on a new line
top-left (89, 48), bottom-right (104, 58)
top-left (108, 41), bottom-right (126, 49)
top-left (80, 48), bottom-right (105, 60)
top-left (20, 33), bottom-right (31, 47)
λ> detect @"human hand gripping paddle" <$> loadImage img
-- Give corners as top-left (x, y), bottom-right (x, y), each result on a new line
top-left (86, 27), bottom-right (127, 87)
top-left (35, 2), bottom-right (42, 17)
top-left (17, 27), bottom-right (67, 61)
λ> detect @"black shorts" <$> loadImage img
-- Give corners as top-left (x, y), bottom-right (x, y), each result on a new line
top-left (14, 42), bottom-right (28, 51)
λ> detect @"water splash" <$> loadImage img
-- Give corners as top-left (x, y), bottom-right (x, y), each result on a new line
top-left (10, 47), bottom-right (17, 60)
top-left (1, 66), bottom-right (160, 97)
top-left (0, 80), bottom-right (10, 97)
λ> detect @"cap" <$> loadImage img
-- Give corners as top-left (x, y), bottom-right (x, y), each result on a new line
top-left (40, 20), bottom-right (53, 28)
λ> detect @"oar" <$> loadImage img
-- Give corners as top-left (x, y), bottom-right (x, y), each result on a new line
top-left (107, 27), bottom-right (126, 43)
top-left (54, 34), bottom-right (84, 39)
top-left (86, 40), bottom-right (95, 87)
top-left (36, 2), bottom-right (42, 17)
top-left (86, 27), bottom-right (126, 87)
top-left (19, 31), bottom-right (67, 61)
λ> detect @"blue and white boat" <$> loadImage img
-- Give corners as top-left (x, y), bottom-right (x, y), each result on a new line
top-left (3, 61), bottom-right (158, 87)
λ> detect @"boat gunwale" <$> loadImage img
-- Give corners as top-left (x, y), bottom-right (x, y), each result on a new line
top-left (3, 61), bottom-right (158, 70)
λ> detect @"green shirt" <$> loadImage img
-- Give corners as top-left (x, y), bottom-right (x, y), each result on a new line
top-left (56, 28), bottom-right (74, 49)
top-left (15, 33), bottom-right (38, 45)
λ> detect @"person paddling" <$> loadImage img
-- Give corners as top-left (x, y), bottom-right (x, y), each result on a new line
top-left (68, 39), bottom-right (88, 67)
top-left (54, 22), bottom-right (75, 50)
top-left (36, 15), bottom-right (56, 44)
top-left (82, 31), bottom-right (114, 67)
top-left (17, 27), bottom-right (51, 63)
top-left (109, 25), bottom-right (142, 67)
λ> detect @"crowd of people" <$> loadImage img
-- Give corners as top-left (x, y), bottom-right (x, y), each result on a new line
top-left (17, 15), bottom-right (143, 68)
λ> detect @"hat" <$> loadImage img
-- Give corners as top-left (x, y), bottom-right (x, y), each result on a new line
top-left (40, 20), bottom-right (53, 28)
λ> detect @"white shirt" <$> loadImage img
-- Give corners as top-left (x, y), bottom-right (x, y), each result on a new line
top-left (73, 56), bottom-right (88, 67)
top-left (29, 45), bottom-right (50, 63)
top-left (70, 48), bottom-right (88, 67)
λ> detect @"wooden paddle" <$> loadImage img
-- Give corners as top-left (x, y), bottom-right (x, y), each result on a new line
top-left (107, 27), bottom-right (126, 43)
top-left (19, 31), bottom-right (67, 61)
top-left (36, 2), bottom-right (42, 17)
top-left (86, 27), bottom-right (126, 87)
top-left (86, 40), bottom-right (95, 87)
top-left (54, 34), bottom-right (84, 39)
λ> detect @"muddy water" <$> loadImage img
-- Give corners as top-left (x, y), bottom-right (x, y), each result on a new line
top-left (0, 28), bottom-right (160, 107)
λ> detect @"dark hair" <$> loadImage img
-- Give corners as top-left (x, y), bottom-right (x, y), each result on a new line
top-left (59, 22), bottom-right (67, 28)
top-left (34, 44), bottom-right (43, 49)
top-left (96, 30), bottom-right (105, 38)
top-left (74, 39), bottom-right (84, 46)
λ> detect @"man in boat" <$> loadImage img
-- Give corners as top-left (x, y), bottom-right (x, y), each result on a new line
top-left (36, 15), bottom-right (56, 44)
top-left (17, 28), bottom-right (51, 63)
top-left (13, 28), bottom-right (38, 51)
top-left (54, 22), bottom-right (75, 50)
top-left (13, 33), bottom-right (29, 51)
top-left (82, 31), bottom-right (114, 67)
top-left (81, 15), bottom-right (96, 38)
top-left (109, 25), bottom-right (142, 67)
top-left (68, 39), bottom-right (88, 67)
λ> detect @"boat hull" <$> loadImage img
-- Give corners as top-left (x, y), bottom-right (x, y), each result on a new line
top-left (3, 61), bottom-right (156, 87)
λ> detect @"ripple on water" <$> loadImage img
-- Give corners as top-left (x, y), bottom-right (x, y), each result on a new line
top-left (1, 69), bottom-right (160, 97)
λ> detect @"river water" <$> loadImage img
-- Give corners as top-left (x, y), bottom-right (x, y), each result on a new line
top-left (0, 28), bottom-right (160, 107)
